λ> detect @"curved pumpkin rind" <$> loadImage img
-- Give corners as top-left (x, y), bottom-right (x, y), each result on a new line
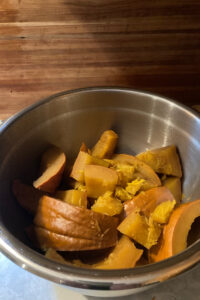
top-left (149, 199), bottom-right (200, 262)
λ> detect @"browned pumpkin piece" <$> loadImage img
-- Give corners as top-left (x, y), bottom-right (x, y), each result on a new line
top-left (112, 154), bottom-right (161, 191)
top-left (162, 177), bottom-right (182, 204)
top-left (92, 130), bottom-right (118, 159)
top-left (70, 151), bottom-right (109, 183)
top-left (124, 186), bottom-right (175, 217)
top-left (117, 211), bottom-right (161, 249)
top-left (34, 205), bottom-right (113, 240)
top-left (148, 199), bottom-right (200, 263)
top-left (12, 180), bottom-right (44, 214)
top-left (27, 226), bottom-right (116, 251)
top-left (94, 236), bottom-right (143, 269)
top-left (84, 165), bottom-right (118, 198)
top-left (33, 146), bottom-right (66, 193)
top-left (31, 195), bottom-right (118, 251)
top-left (136, 145), bottom-right (182, 178)
top-left (55, 189), bottom-right (87, 208)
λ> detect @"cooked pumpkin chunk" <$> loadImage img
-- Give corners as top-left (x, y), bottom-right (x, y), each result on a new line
top-left (137, 145), bottom-right (182, 177)
top-left (151, 200), bottom-right (176, 224)
top-left (84, 165), bottom-right (118, 198)
top-left (162, 177), bottom-right (182, 203)
top-left (55, 189), bottom-right (87, 208)
top-left (95, 236), bottom-right (143, 269)
top-left (33, 146), bottom-right (66, 193)
top-left (113, 163), bottom-right (135, 186)
top-left (70, 151), bottom-right (109, 183)
top-left (92, 130), bottom-right (118, 158)
top-left (115, 186), bottom-right (132, 202)
top-left (91, 191), bottom-right (123, 216)
top-left (118, 211), bottom-right (161, 249)
top-left (126, 179), bottom-right (145, 196)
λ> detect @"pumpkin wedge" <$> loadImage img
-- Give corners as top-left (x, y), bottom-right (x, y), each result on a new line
top-left (33, 146), bottom-right (66, 193)
top-left (137, 145), bottom-right (182, 178)
top-left (30, 195), bottom-right (118, 251)
top-left (12, 180), bottom-right (44, 214)
top-left (149, 199), bottom-right (200, 262)
top-left (92, 130), bottom-right (118, 158)
top-left (95, 236), bottom-right (143, 269)
top-left (70, 151), bottom-right (109, 183)
top-left (84, 165), bottom-right (118, 198)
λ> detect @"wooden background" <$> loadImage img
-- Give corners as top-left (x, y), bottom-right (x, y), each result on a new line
top-left (0, 0), bottom-right (200, 120)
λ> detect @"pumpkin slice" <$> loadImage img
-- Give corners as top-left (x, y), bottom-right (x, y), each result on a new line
top-left (30, 195), bottom-right (118, 251)
top-left (162, 177), bottom-right (182, 204)
top-left (149, 199), bottom-right (200, 262)
top-left (33, 146), bottom-right (66, 193)
top-left (92, 130), bottom-right (118, 158)
top-left (124, 186), bottom-right (175, 217)
top-left (95, 236), bottom-right (143, 269)
top-left (12, 180), bottom-right (44, 214)
top-left (84, 165), bottom-right (118, 198)
top-left (70, 151), bottom-right (109, 183)
top-left (137, 145), bottom-right (182, 178)
top-left (27, 226), bottom-right (116, 251)
top-left (112, 154), bottom-right (161, 191)
top-left (55, 189), bottom-right (87, 208)
top-left (34, 207), bottom-right (106, 240)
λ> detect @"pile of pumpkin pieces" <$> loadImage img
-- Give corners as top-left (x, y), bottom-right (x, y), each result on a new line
top-left (13, 130), bottom-right (200, 269)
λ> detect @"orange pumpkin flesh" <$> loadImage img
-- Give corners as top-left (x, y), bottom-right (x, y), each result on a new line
top-left (149, 199), bottom-right (200, 262)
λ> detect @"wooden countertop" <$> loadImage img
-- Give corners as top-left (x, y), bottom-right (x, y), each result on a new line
top-left (0, 0), bottom-right (200, 121)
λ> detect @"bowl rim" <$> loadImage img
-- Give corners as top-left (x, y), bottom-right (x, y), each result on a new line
top-left (0, 86), bottom-right (200, 291)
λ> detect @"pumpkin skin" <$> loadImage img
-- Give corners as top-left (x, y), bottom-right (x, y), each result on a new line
top-left (149, 199), bottom-right (200, 263)
top-left (33, 146), bottom-right (66, 194)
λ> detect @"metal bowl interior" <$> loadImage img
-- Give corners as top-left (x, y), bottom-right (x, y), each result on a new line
top-left (0, 87), bottom-right (200, 297)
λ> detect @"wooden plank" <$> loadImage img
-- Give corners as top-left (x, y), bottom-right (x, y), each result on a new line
top-left (0, 0), bottom-right (200, 120)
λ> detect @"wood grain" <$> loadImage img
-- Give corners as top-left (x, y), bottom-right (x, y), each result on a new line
top-left (0, 0), bottom-right (200, 120)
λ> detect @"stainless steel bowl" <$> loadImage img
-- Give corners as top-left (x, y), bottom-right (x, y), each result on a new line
top-left (0, 87), bottom-right (200, 298)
